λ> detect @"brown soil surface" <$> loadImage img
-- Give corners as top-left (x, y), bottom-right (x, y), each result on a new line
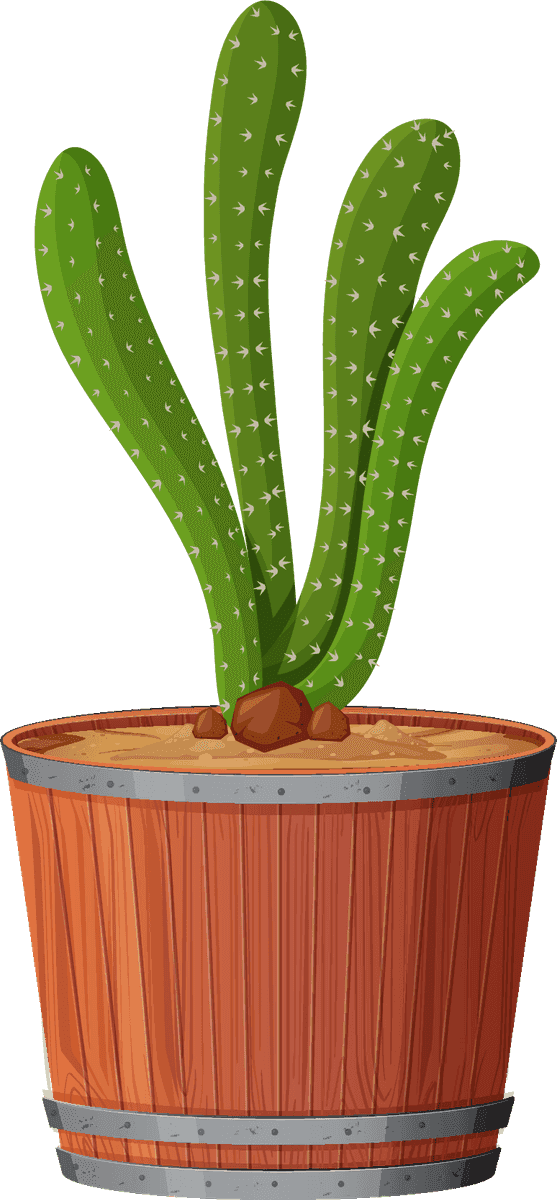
top-left (21, 718), bottom-right (540, 772)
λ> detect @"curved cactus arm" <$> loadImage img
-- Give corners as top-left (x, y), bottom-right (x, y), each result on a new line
top-left (35, 148), bottom-right (262, 715)
top-left (297, 239), bottom-right (540, 707)
top-left (271, 118), bottom-right (459, 682)
top-left (204, 2), bottom-right (306, 673)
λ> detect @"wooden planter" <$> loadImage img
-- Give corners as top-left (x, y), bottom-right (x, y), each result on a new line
top-left (2, 705), bottom-right (553, 1198)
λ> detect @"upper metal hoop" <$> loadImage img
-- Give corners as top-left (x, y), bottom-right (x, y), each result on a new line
top-left (3, 739), bottom-right (553, 803)
top-left (44, 1095), bottom-right (513, 1145)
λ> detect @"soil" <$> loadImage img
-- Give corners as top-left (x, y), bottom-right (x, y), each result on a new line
top-left (19, 718), bottom-right (540, 773)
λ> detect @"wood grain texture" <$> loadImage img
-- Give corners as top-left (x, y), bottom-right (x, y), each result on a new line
top-left (6, 708), bottom-right (550, 1173)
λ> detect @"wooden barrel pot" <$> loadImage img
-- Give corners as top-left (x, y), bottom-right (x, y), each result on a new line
top-left (2, 705), bottom-right (554, 1199)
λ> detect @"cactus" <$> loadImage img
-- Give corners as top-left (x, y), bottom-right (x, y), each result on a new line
top-left (273, 118), bottom-right (460, 684)
top-left (204, 2), bottom-right (306, 675)
top-left (34, 3), bottom-right (539, 719)
top-left (290, 239), bottom-right (539, 706)
top-left (35, 147), bottom-right (261, 717)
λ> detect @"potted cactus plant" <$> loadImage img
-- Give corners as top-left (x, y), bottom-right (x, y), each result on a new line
top-left (3, 3), bottom-right (553, 1198)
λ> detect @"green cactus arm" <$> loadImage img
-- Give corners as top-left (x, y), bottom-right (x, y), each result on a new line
top-left (204, 2), bottom-right (306, 673)
top-left (268, 118), bottom-right (459, 682)
top-left (35, 147), bottom-right (262, 715)
top-left (295, 239), bottom-right (539, 708)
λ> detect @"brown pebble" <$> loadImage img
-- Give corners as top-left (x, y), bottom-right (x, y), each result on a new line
top-left (231, 682), bottom-right (312, 752)
top-left (192, 707), bottom-right (228, 739)
top-left (307, 701), bottom-right (350, 742)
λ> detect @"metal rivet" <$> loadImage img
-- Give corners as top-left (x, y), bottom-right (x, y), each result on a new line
top-left (363, 786), bottom-right (370, 794)
top-left (338, 1183), bottom-right (345, 1189)
top-left (271, 1128), bottom-right (279, 1135)
top-left (198, 1128), bottom-right (205, 1136)
top-left (193, 786), bottom-right (200, 794)
top-left (123, 1121), bottom-right (131, 1129)
top-left (344, 1128), bottom-right (352, 1136)
top-left (278, 788), bottom-right (285, 796)
top-left (139, 1175), bottom-right (145, 1181)
top-left (205, 1183), bottom-right (212, 1188)
top-left (419, 1121), bottom-right (426, 1128)
top-left (107, 780), bottom-right (114, 787)
top-left (448, 777), bottom-right (456, 785)
top-left (272, 1183), bottom-right (278, 1188)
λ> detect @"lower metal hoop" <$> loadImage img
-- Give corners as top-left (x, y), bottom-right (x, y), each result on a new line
top-left (57, 1147), bottom-right (501, 1198)
top-left (44, 1095), bottom-right (513, 1145)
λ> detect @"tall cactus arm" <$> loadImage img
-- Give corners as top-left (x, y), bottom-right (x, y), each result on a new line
top-left (204, 2), bottom-right (306, 672)
top-left (271, 119), bottom-right (459, 683)
top-left (35, 148), bottom-right (262, 714)
top-left (296, 239), bottom-right (539, 708)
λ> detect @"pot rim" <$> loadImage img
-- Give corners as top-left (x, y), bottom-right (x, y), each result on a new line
top-left (2, 706), bottom-right (554, 805)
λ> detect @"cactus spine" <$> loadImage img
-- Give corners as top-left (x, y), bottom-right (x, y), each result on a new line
top-left (204, 3), bottom-right (306, 675)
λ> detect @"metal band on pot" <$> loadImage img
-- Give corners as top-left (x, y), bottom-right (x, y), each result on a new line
top-left (44, 1095), bottom-right (513, 1144)
top-left (57, 1147), bottom-right (501, 1196)
top-left (3, 741), bottom-right (553, 803)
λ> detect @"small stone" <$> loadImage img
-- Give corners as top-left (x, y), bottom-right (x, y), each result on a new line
top-left (192, 707), bottom-right (228, 740)
top-left (231, 682), bottom-right (312, 752)
top-left (307, 702), bottom-right (350, 742)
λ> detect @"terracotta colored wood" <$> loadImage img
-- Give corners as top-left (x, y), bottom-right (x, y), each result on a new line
top-left (5, 707), bottom-right (551, 1175)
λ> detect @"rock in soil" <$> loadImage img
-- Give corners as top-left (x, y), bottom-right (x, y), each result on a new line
top-left (192, 707), bottom-right (228, 739)
top-left (307, 702), bottom-right (350, 741)
top-left (231, 682), bottom-right (312, 752)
